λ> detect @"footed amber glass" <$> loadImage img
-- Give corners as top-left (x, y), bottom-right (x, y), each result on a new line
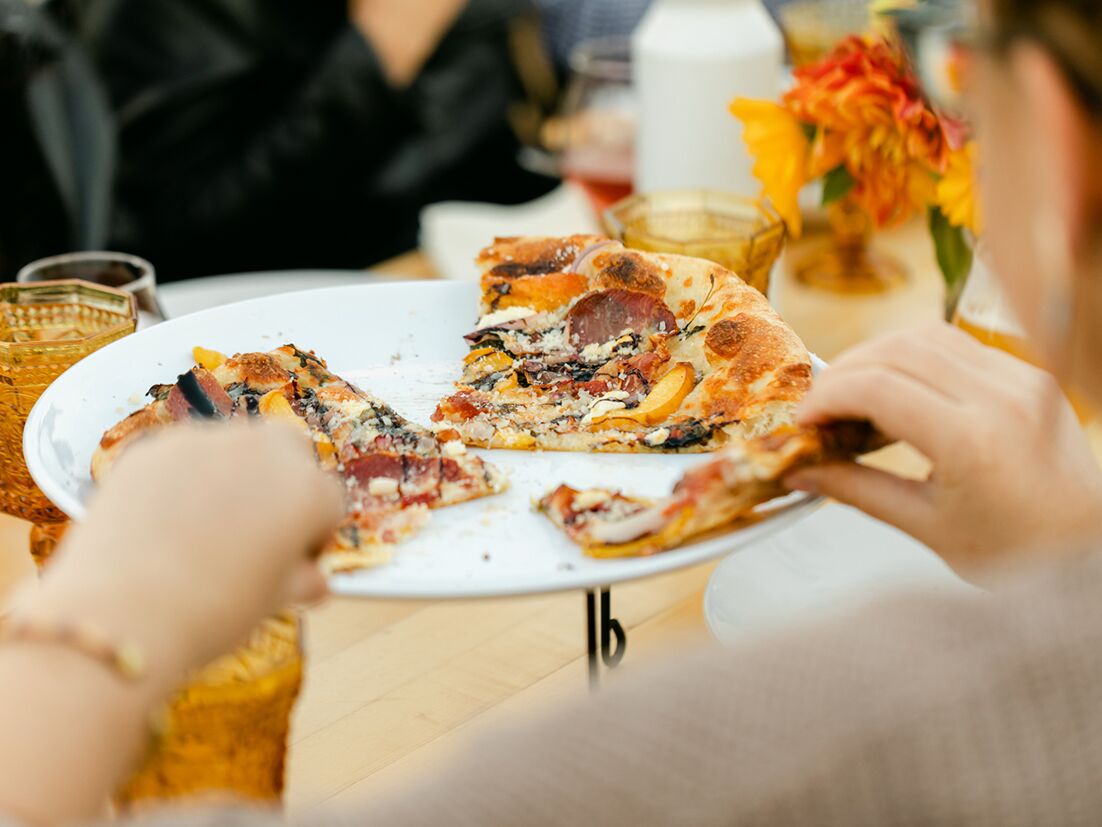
top-left (0, 281), bottom-right (136, 558)
top-left (792, 199), bottom-right (908, 295)
top-left (116, 614), bottom-right (303, 807)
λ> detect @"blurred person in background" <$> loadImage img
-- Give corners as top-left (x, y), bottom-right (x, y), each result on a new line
top-left (11, 0), bottom-right (1102, 826)
top-left (74, 0), bottom-right (555, 281)
top-left (0, 0), bottom-right (113, 276)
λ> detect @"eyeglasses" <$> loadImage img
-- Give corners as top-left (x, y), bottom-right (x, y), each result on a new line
top-left (889, 1), bottom-right (1102, 117)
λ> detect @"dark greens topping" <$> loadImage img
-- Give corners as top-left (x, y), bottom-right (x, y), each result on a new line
top-left (518, 359), bottom-right (598, 388)
top-left (289, 345), bottom-right (323, 369)
top-left (662, 419), bottom-right (721, 449)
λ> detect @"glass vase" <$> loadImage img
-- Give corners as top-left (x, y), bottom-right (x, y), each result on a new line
top-left (793, 198), bottom-right (908, 294)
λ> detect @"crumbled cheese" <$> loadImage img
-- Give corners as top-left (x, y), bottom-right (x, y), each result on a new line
top-left (644, 427), bottom-right (670, 446)
top-left (598, 390), bottom-right (630, 402)
top-left (367, 477), bottom-right (400, 497)
top-left (475, 306), bottom-right (537, 330)
top-left (580, 340), bottom-right (617, 362)
top-left (534, 325), bottom-right (568, 353)
top-left (467, 418), bottom-right (496, 442)
top-left (572, 489), bottom-right (612, 511)
top-left (441, 440), bottom-right (467, 457)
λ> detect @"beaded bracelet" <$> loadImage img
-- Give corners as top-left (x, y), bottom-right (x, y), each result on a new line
top-left (0, 616), bottom-right (169, 764)
top-left (0, 616), bottom-right (147, 681)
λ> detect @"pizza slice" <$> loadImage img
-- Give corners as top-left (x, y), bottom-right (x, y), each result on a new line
top-left (538, 422), bottom-right (885, 558)
top-left (93, 345), bottom-right (507, 573)
top-left (432, 235), bottom-right (812, 453)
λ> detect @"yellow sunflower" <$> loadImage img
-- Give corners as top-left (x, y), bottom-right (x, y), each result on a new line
top-left (730, 98), bottom-right (810, 236)
top-left (937, 141), bottom-right (982, 235)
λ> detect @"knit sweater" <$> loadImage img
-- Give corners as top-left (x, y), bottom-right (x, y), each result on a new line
top-left (104, 552), bottom-right (1102, 825)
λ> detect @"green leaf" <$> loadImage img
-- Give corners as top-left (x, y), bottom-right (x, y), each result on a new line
top-left (928, 207), bottom-right (973, 289)
top-left (821, 166), bottom-right (856, 206)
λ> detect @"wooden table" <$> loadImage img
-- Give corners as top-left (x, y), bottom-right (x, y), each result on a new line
top-left (0, 223), bottom-right (949, 813)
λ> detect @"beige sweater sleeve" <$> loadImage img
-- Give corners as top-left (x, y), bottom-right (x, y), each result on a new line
top-left (114, 556), bottom-right (1102, 827)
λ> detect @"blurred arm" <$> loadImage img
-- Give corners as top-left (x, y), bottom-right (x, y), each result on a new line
top-left (0, 427), bottom-right (340, 826)
top-left (0, 569), bottom-right (195, 826)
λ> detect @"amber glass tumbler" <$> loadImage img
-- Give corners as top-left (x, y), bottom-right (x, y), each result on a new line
top-left (604, 190), bottom-right (786, 296)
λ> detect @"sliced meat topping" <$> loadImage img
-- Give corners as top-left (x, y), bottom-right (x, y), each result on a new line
top-left (432, 391), bottom-right (491, 423)
top-left (166, 368), bottom-right (233, 421)
top-left (345, 453), bottom-right (404, 484)
top-left (564, 289), bottom-right (677, 348)
top-left (344, 453), bottom-right (450, 508)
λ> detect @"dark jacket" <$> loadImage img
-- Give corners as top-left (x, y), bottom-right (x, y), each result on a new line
top-left (80, 0), bottom-right (552, 280)
top-left (0, 0), bottom-right (113, 277)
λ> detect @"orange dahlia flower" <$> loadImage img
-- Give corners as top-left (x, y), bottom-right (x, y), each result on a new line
top-left (732, 35), bottom-right (967, 236)
top-left (785, 35), bottom-right (953, 227)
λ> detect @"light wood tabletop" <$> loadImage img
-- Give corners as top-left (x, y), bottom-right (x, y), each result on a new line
top-left (0, 222), bottom-right (951, 813)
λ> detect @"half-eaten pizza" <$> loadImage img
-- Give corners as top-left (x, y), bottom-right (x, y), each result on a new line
top-left (538, 423), bottom-right (885, 558)
top-left (93, 345), bottom-right (506, 572)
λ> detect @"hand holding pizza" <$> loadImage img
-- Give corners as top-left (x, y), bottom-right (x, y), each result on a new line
top-left (34, 424), bottom-right (344, 682)
top-left (788, 323), bottom-right (1102, 577)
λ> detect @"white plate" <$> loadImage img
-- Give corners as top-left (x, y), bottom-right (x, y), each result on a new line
top-left (158, 269), bottom-right (412, 319)
top-left (704, 503), bottom-right (972, 646)
top-left (24, 281), bottom-right (821, 600)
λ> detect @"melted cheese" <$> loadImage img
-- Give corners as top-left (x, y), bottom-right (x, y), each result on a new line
top-left (442, 440), bottom-right (468, 457)
top-left (475, 306), bottom-right (538, 330)
top-left (582, 399), bottom-right (627, 423)
top-left (367, 477), bottom-right (399, 497)
top-left (572, 489), bottom-right (613, 511)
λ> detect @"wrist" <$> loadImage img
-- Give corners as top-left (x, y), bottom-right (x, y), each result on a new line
top-left (23, 564), bottom-right (196, 700)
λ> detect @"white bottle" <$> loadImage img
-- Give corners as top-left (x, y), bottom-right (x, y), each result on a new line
top-left (632, 0), bottom-right (783, 195)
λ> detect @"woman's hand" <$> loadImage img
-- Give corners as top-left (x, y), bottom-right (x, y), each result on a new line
top-left (787, 323), bottom-right (1102, 576)
top-left (29, 424), bottom-right (344, 682)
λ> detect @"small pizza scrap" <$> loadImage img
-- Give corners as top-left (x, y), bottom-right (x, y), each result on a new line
top-left (93, 345), bottom-right (506, 573)
top-left (538, 422), bottom-right (885, 558)
top-left (431, 235), bottom-right (812, 453)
